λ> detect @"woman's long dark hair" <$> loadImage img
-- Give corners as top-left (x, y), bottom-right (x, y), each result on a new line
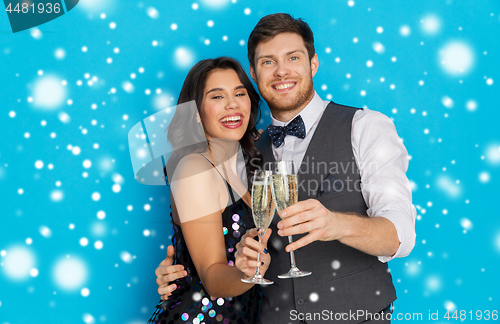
top-left (164, 57), bottom-right (262, 183)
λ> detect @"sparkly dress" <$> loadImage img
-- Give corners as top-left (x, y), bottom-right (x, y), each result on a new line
top-left (148, 171), bottom-right (262, 324)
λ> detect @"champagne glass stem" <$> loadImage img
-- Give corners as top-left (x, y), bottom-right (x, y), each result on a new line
top-left (254, 234), bottom-right (263, 277)
top-left (288, 235), bottom-right (297, 269)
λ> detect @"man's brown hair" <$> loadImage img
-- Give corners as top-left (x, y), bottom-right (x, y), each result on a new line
top-left (247, 13), bottom-right (316, 70)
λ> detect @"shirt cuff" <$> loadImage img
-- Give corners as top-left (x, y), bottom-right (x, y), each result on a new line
top-left (374, 210), bottom-right (416, 263)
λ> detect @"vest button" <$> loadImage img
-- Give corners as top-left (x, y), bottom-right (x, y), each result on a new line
top-left (297, 298), bottom-right (304, 305)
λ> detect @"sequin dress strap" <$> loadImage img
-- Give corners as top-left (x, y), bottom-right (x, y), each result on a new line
top-left (197, 154), bottom-right (236, 205)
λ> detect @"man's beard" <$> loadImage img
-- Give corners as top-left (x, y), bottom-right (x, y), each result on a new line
top-left (260, 76), bottom-right (315, 114)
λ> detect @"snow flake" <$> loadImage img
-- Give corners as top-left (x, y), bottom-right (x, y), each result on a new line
top-left (372, 42), bottom-right (385, 54)
top-left (460, 218), bottom-right (473, 230)
top-left (30, 268), bottom-right (39, 277)
top-left (421, 14), bottom-right (441, 35)
top-left (147, 7), bottom-right (159, 19)
top-left (39, 226), bottom-right (52, 238)
top-left (441, 96), bottom-right (454, 108)
top-left (58, 112), bottom-right (71, 124)
top-left (444, 300), bottom-right (456, 311)
top-left (439, 41), bottom-right (474, 76)
top-left (55, 48), bottom-right (66, 60)
top-left (479, 172), bottom-right (490, 183)
top-left (94, 241), bottom-right (103, 250)
top-left (3, 246), bottom-right (35, 280)
top-left (193, 292), bottom-right (202, 301)
top-left (91, 192), bottom-right (101, 201)
top-left (35, 160), bottom-right (44, 169)
top-left (175, 47), bottom-right (195, 68)
top-left (32, 76), bottom-right (66, 110)
top-left (81, 288), bottom-right (90, 297)
top-left (80, 238), bottom-right (89, 246)
top-left (400, 25), bottom-right (411, 36)
top-left (466, 100), bottom-right (477, 111)
top-left (120, 251), bottom-right (133, 263)
top-left (83, 313), bottom-right (95, 324)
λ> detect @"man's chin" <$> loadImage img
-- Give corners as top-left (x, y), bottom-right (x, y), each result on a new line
top-left (267, 97), bottom-right (303, 111)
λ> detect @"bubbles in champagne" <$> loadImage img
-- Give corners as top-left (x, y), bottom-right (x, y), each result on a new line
top-left (271, 174), bottom-right (298, 216)
top-left (251, 181), bottom-right (275, 229)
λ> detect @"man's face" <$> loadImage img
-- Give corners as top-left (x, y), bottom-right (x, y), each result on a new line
top-left (250, 32), bottom-right (318, 121)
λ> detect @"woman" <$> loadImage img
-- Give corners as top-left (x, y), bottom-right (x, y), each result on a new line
top-left (148, 57), bottom-right (271, 324)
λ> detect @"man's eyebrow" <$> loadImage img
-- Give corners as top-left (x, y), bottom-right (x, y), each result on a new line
top-left (206, 85), bottom-right (246, 95)
top-left (257, 50), bottom-right (305, 61)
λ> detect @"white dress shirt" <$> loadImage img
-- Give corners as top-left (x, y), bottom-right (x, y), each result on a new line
top-left (270, 92), bottom-right (416, 262)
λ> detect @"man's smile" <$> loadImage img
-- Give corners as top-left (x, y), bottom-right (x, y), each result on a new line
top-left (272, 81), bottom-right (297, 92)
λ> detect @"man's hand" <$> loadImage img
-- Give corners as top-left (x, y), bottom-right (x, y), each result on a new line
top-left (155, 245), bottom-right (188, 300)
top-left (235, 228), bottom-right (272, 278)
top-left (277, 199), bottom-right (401, 257)
top-left (277, 199), bottom-right (343, 252)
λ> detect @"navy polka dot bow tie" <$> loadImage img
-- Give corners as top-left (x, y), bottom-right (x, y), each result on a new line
top-left (267, 115), bottom-right (306, 148)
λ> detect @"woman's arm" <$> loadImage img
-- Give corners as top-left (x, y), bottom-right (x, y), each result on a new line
top-left (181, 211), bottom-right (256, 297)
top-left (171, 155), bottom-right (270, 297)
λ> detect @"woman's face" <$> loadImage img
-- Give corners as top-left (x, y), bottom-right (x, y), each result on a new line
top-left (199, 68), bottom-right (251, 141)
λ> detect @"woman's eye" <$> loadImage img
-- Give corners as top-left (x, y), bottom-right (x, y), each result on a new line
top-left (236, 93), bottom-right (246, 97)
top-left (212, 95), bottom-right (223, 99)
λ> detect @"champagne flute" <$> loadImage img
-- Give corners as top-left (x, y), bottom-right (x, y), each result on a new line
top-left (241, 170), bottom-right (275, 285)
top-left (270, 161), bottom-right (312, 279)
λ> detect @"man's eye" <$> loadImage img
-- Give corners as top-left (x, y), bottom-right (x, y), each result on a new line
top-left (263, 60), bottom-right (272, 65)
top-left (290, 56), bottom-right (298, 61)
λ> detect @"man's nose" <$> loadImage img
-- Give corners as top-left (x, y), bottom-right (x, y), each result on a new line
top-left (274, 61), bottom-right (291, 78)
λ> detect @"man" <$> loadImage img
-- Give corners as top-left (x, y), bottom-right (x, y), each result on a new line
top-left (155, 13), bottom-right (416, 323)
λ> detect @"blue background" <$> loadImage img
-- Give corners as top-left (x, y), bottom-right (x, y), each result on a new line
top-left (1, 0), bottom-right (499, 323)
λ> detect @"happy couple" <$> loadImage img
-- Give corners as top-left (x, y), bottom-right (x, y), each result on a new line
top-left (148, 13), bottom-right (416, 324)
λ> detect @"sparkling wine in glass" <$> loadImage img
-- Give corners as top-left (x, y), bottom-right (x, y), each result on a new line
top-left (241, 170), bottom-right (275, 285)
top-left (270, 161), bottom-right (312, 279)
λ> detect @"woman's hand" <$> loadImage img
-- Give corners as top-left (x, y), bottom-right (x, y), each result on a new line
top-left (235, 228), bottom-right (272, 278)
top-left (155, 245), bottom-right (188, 300)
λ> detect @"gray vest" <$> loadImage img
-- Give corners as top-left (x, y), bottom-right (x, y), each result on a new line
top-left (255, 102), bottom-right (396, 324)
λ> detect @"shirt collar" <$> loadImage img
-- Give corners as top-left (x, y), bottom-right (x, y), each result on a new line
top-left (270, 91), bottom-right (325, 135)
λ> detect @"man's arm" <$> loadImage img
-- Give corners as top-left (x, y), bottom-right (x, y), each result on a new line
top-left (277, 109), bottom-right (416, 259)
top-left (155, 245), bottom-right (187, 300)
top-left (277, 201), bottom-right (400, 256)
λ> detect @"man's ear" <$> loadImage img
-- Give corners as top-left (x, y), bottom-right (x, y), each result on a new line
top-left (249, 63), bottom-right (257, 83)
top-left (310, 53), bottom-right (319, 78)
